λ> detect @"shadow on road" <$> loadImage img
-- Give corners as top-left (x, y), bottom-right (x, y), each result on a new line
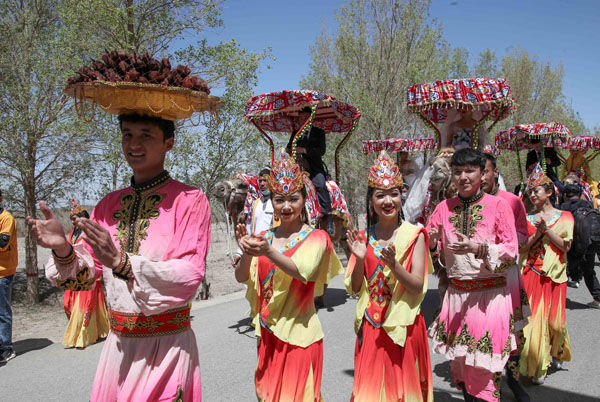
top-left (565, 297), bottom-right (591, 310)
top-left (422, 289), bottom-right (442, 327)
top-left (433, 360), bottom-right (454, 386)
top-left (13, 338), bottom-right (53, 356)
top-left (228, 316), bottom-right (254, 337)
top-left (321, 288), bottom-right (349, 311)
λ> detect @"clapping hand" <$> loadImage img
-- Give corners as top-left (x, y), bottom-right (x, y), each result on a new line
top-left (428, 224), bottom-right (442, 250)
top-left (381, 243), bottom-right (397, 269)
top-left (448, 233), bottom-right (475, 255)
top-left (26, 201), bottom-right (70, 256)
top-left (235, 224), bottom-right (270, 257)
top-left (346, 229), bottom-right (367, 260)
top-left (534, 218), bottom-right (547, 235)
top-left (73, 218), bottom-right (121, 269)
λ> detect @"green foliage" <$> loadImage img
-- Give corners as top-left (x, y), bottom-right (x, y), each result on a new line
top-left (0, 0), bottom-right (269, 302)
top-left (0, 0), bottom-right (96, 214)
top-left (300, 0), bottom-right (470, 219)
top-left (485, 48), bottom-right (590, 190)
top-left (60, 0), bottom-right (224, 55)
top-left (169, 40), bottom-right (273, 196)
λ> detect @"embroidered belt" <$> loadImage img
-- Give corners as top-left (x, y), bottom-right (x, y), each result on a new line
top-left (109, 305), bottom-right (191, 337)
top-left (449, 277), bottom-right (507, 291)
top-left (527, 263), bottom-right (546, 277)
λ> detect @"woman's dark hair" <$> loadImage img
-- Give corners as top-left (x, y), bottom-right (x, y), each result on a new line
top-left (365, 187), bottom-right (403, 238)
top-left (450, 148), bottom-right (486, 171)
top-left (527, 182), bottom-right (554, 198)
top-left (118, 113), bottom-right (175, 140)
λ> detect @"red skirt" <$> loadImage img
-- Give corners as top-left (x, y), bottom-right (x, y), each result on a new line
top-left (351, 314), bottom-right (433, 402)
top-left (255, 329), bottom-right (323, 402)
top-left (520, 267), bottom-right (571, 378)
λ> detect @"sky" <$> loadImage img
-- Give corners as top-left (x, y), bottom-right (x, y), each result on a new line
top-left (196, 0), bottom-right (600, 130)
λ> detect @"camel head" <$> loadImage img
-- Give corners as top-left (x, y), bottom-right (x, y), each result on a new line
top-left (212, 175), bottom-right (251, 224)
top-left (430, 148), bottom-right (454, 201)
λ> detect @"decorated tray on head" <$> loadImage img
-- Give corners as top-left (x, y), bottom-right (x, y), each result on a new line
top-left (244, 90), bottom-right (360, 133)
top-left (407, 78), bottom-right (516, 148)
top-left (362, 137), bottom-right (436, 154)
top-left (495, 122), bottom-right (571, 151)
top-left (244, 89), bottom-right (361, 184)
top-left (65, 50), bottom-right (223, 121)
top-left (363, 137), bottom-right (435, 154)
top-left (565, 135), bottom-right (600, 152)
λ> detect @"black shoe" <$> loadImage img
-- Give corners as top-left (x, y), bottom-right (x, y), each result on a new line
top-left (0, 349), bottom-right (16, 364)
top-left (507, 373), bottom-right (530, 402)
top-left (459, 382), bottom-right (474, 402)
top-left (326, 214), bottom-right (335, 236)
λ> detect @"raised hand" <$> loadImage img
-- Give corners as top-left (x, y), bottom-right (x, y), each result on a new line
top-left (428, 224), bottom-right (442, 250)
top-left (346, 229), bottom-right (367, 260)
top-left (534, 218), bottom-right (547, 234)
top-left (26, 201), bottom-right (70, 256)
top-left (74, 218), bottom-right (121, 269)
top-left (448, 232), bottom-right (475, 255)
top-left (381, 243), bottom-right (397, 269)
top-left (235, 223), bottom-right (248, 244)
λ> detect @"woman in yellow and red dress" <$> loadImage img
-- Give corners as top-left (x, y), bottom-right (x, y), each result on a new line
top-left (235, 149), bottom-right (342, 401)
top-left (519, 164), bottom-right (573, 384)
top-left (345, 151), bottom-right (433, 402)
top-left (62, 201), bottom-right (109, 348)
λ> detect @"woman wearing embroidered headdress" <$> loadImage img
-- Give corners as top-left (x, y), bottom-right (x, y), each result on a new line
top-left (61, 200), bottom-right (110, 348)
top-left (519, 164), bottom-right (573, 385)
top-left (235, 148), bottom-right (342, 401)
top-left (345, 150), bottom-right (433, 401)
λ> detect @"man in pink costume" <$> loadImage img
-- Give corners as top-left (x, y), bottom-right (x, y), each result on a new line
top-left (27, 113), bottom-right (210, 401)
top-left (481, 150), bottom-right (531, 402)
top-left (427, 148), bottom-right (519, 402)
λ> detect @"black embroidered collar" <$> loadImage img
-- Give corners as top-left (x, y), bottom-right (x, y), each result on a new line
top-left (458, 190), bottom-right (484, 205)
top-left (130, 170), bottom-right (171, 192)
top-left (490, 186), bottom-right (499, 196)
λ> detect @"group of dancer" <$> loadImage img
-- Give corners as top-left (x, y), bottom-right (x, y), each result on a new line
top-left (24, 114), bottom-right (575, 402)
top-left (20, 53), bottom-right (578, 402)
top-left (230, 142), bottom-right (573, 400)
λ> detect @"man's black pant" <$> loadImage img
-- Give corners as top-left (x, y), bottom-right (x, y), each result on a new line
top-left (567, 251), bottom-right (600, 301)
top-left (312, 173), bottom-right (332, 214)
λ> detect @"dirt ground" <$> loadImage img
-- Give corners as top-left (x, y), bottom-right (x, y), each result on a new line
top-left (11, 221), bottom-right (245, 344)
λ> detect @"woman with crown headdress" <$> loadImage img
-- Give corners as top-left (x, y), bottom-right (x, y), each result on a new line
top-left (519, 164), bottom-right (573, 385)
top-left (61, 200), bottom-right (110, 348)
top-left (344, 151), bottom-right (433, 401)
top-left (235, 148), bottom-right (342, 402)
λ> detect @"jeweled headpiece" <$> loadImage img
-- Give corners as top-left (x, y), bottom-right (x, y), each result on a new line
top-left (368, 151), bottom-right (403, 189)
top-left (265, 148), bottom-right (307, 195)
top-left (482, 145), bottom-right (499, 158)
top-left (527, 163), bottom-right (552, 190)
top-left (69, 199), bottom-right (87, 216)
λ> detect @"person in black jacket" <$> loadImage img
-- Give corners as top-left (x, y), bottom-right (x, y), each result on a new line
top-left (287, 107), bottom-right (334, 234)
top-left (526, 139), bottom-right (564, 196)
top-left (560, 184), bottom-right (600, 308)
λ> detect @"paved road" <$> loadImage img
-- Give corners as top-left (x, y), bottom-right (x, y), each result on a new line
top-left (3, 275), bottom-right (600, 401)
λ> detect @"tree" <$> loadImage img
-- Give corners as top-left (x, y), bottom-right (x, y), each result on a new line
top-left (475, 48), bottom-right (590, 190)
top-left (300, 0), bottom-right (469, 219)
top-left (0, 1), bottom-right (101, 303)
top-left (0, 0), bottom-right (270, 303)
top-left (171, 40), bottom-right (272, 197)
top-left (62, 0), bottom-right (271, 199)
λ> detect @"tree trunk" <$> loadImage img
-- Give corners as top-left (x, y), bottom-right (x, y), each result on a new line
top-left (24, 184), bottom-right (39, 304)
